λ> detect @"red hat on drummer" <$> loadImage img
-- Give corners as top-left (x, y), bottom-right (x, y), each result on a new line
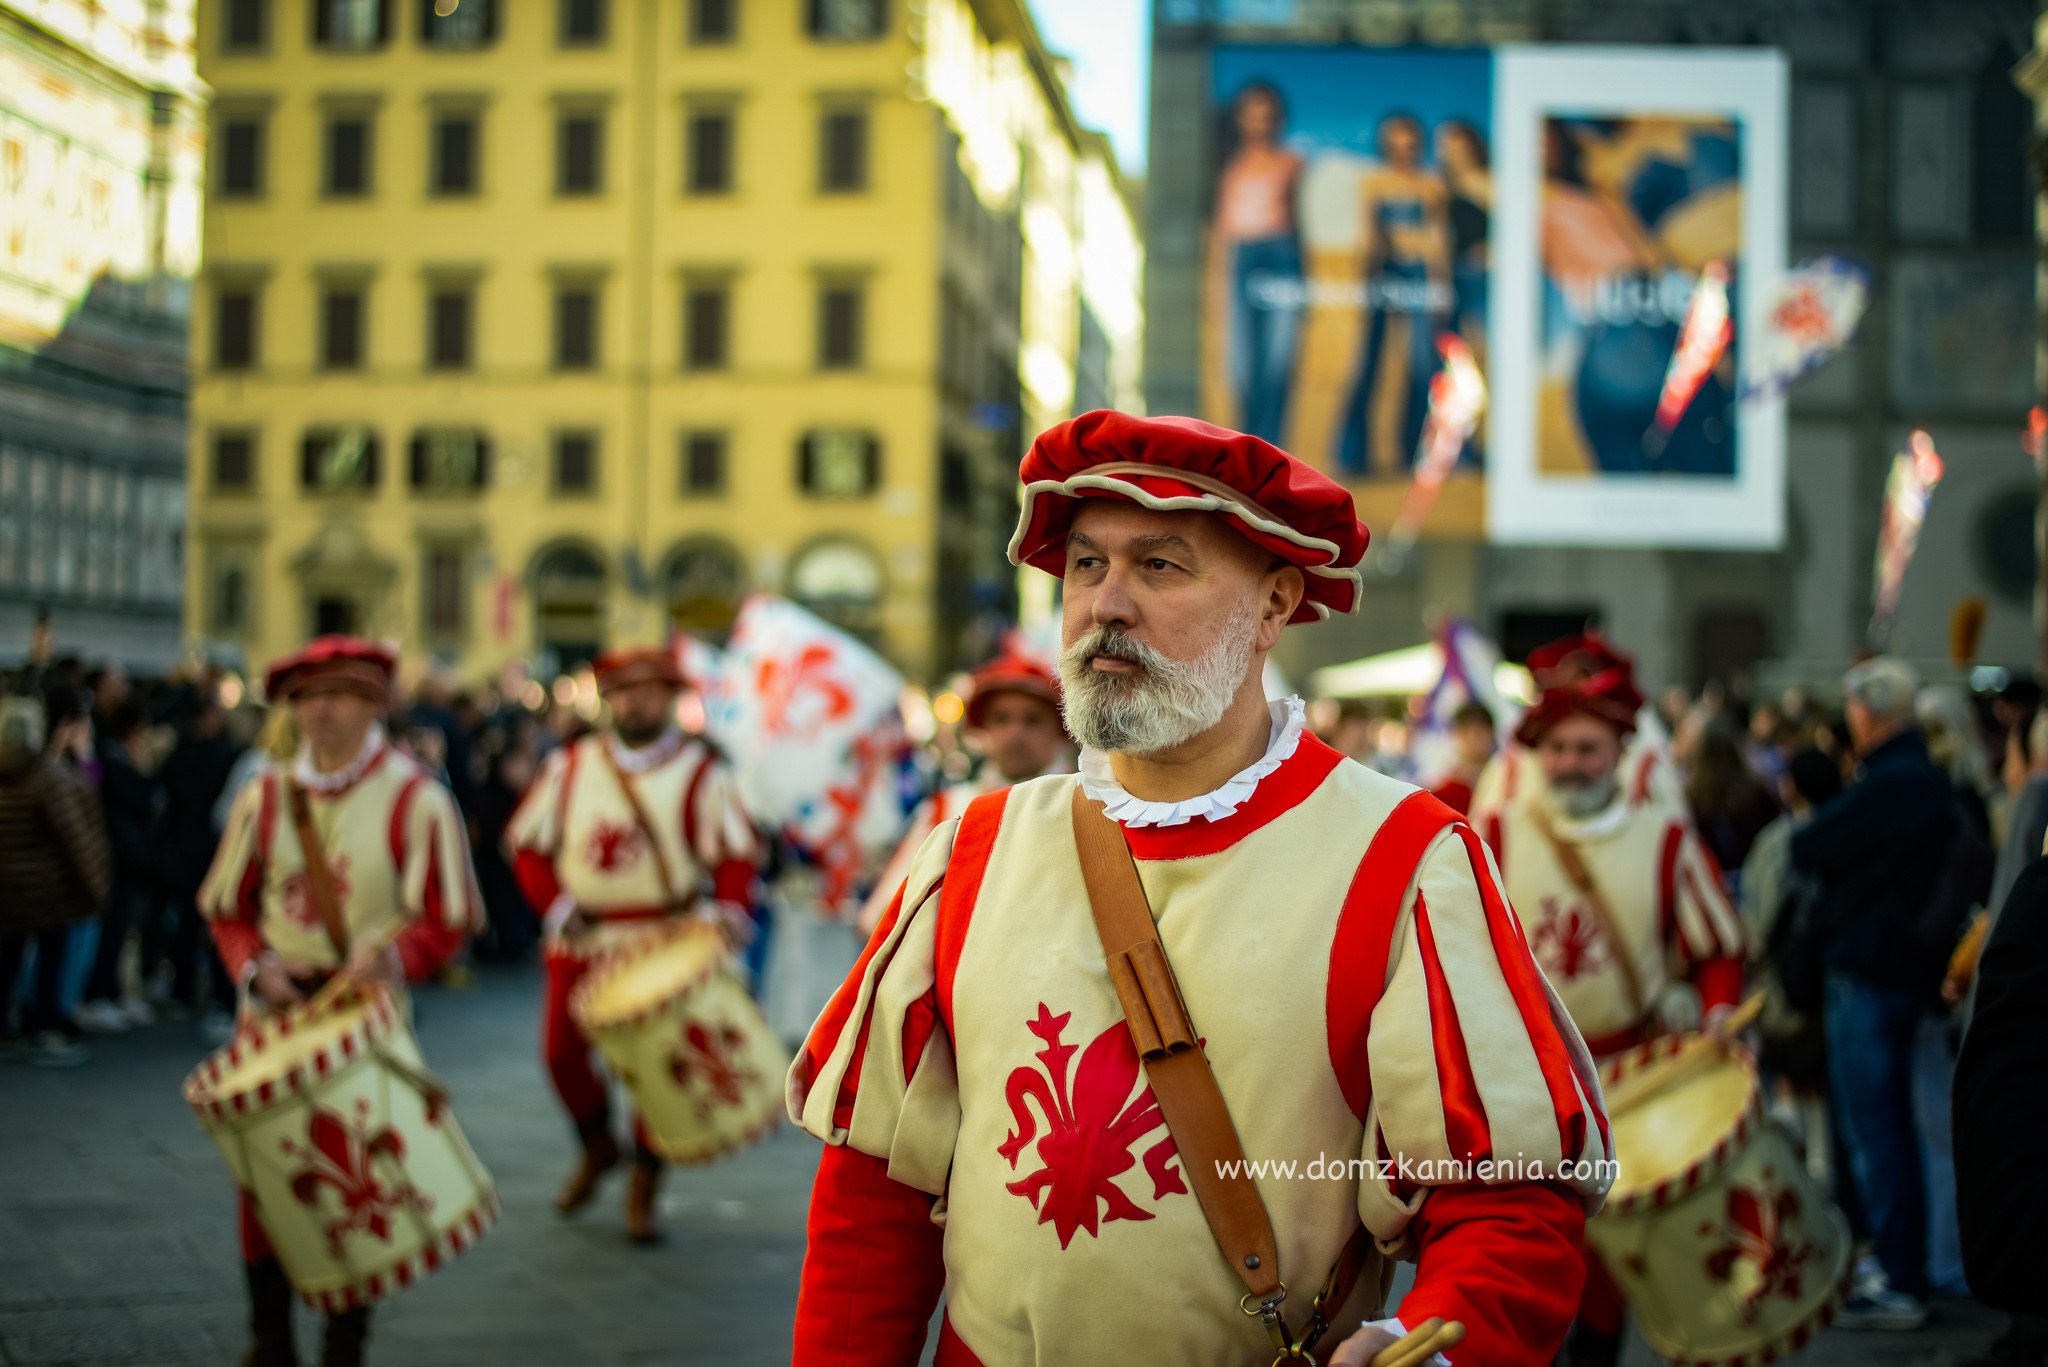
top-left (963, 654), bottom-right (1060, 729)
top-left (263, 636), bottom-right (398, 704)
top-left (1515, 632), bottom-right (1645, 747)
top-left (594, 645), bottom-right (685, 694)
top-left (1008, 410), bottom-right (1371, 624)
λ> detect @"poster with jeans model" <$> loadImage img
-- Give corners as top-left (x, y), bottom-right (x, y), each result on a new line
top-left (1205, 48), bottom-right (1492, 537)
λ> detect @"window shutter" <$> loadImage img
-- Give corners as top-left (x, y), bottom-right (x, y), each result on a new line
top-left (302, 432), bottom-right (323, 487)
top-left (473, 434), bottom-right (492, 488)
top-left (410, 434), bottom-right (427, 488)
top-left (314, 0), bottom-right (332, 46)
top-left (363, 434), bottom-right (382, 488)
top-left (482, 0), bottom-right (499, 40)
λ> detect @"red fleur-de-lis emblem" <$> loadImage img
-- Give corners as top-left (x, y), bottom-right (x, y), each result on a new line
top-left (756, 645), bottom-right (855, 741)
top-left (1771, 286), bottom-right (1835, 347)
top-left (1531, 896), bottom-right (1606, 982)
top-left (669, 1020), bottom-right (759, 1122)
top-left (1700, 1174), bottom-right (1821, 1326)
top-left (998, 1003), bottom-right (1187, 1249)
top-left (281, 1101), bottom-right (434, 1257)
top-left (280, 855), bottom-right (353, 932)
top-left (584, 819), bottom-right (643, 874)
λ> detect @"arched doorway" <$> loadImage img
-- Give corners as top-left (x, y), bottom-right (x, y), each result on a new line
top-left (529, 541), bottom-right (607, 675)
top-left (787, 535), bottom-right (886, 645)
top-left (661, 536), bottom-right (746, 639)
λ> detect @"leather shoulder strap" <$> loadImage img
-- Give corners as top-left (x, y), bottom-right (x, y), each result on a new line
top-left (1529, 806), bottom-right (1646, 1020)
top-left (599, 740), bottom-right (685, 908)
top-left (1070, 785), bottom-right (1280, 1297)
top-left (285, 778), bottom-right (352, 960)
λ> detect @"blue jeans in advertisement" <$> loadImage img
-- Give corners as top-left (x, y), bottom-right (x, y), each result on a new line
top-left (1824, 972), bottom-right (1928, 1300)
top-left (1228, 236), bottom-right (1302, 447)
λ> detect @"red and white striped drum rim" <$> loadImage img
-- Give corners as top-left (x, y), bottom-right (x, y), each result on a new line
top-left (1599, 1033), bottom-right (1765, 1218)
top-left (182, 989), bottom-right (400, 1125)
top-left (570, 918), bottom-right (730, 1039)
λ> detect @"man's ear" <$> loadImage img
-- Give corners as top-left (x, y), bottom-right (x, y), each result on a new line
top-left (1258, 563), bottom-right (1306, 651)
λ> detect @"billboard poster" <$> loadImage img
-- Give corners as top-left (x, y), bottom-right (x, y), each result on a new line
top-left (1205, 47), bottom-right (1494, 537)
top-left (1489, 48), bottom-right (1789, 548)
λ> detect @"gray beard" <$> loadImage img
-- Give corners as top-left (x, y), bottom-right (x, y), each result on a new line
top-left (1058, 595), bottom-right (1260, 756)
top-left (1549, 774), bottom-right (1621, 819)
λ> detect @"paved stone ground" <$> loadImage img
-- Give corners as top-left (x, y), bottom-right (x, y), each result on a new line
top-left (0, 965), bottom-right (2007, 1365)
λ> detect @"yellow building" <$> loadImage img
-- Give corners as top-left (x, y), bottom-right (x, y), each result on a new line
top-left (185, 0), bottom-right (1139, 685)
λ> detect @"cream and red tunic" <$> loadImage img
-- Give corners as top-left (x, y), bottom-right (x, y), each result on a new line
top-left (506, 730), bottom-right (757, 953)
top-left (1476, 790), bottom-right (1745, 1056)
top-left (791, 723), bottom-right (1613, 1367)
top-left (199, 734), bottom-right (481, 982)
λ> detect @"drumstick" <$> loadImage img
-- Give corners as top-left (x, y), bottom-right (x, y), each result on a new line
top-left (304, 920), bottom-right (405, 1015)
top-left (1605, 990), bottom-right (1767, 1114)
top-left (1369, 1317), bottom-right (1466, 1367)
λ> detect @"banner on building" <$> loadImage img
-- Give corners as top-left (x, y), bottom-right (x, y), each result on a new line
top-left (1487, 47), bottom-right (1789, 547)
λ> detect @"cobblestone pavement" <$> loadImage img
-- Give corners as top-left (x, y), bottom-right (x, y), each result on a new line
top-left (0, 965), bottom-right (2006, 1365)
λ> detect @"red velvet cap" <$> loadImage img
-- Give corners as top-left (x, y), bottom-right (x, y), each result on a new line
top-left (962, 654), bottom-right (1061, 729)
top-left (593, 646), bottom-right (685, 694)
top-left (1514, 634), bottom-right (1645, 747)
top-left (264, 637), bottom-right (397, 704)
top-left (1008, 410), bottom-right (1370, 624)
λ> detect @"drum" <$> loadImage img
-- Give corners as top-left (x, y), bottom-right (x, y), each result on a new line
top-left (1587, 1034), bottom-right (1850, 1366)
top-left (573, 920), bottom-right (788, 1163)
top-left (184, 986), bottom-right (498, 1311)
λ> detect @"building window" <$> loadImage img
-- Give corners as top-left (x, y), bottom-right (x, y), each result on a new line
top-left (225, 0), bottom-right (269, 50)
top-left (420, 0), bottom-right (495, 47)
top-left (219, 115), bottom-right (266, 197)
top-left (212, 563), bottom-right (250, 632)
top-left (557, 111), bottom-right (604, 195)
top-left (323, 113), bottom-right (374, 196)
top-left (559, 0), bottom-right (607, 45)
top-left (319, 285), bottom-right (366, 369)
top-left (409, 428), bottom-right (490, 492)
top-left (553, 430), bottom-right (598, 494)
top-left (685, 108), bottom-right (734, 195)
top-left (427, 284), bottom-right (474, 370)
top-left (213, 432), bottom-right (257, 492)
top-left (807, 0), bottom-right (884, 41)
top-left (430, 112), bottom-right (480, 195)
top-left (215, 286), bottom-right (259, 370)
top-left (682, 281), bottom-right (730, 370)
top-left (819, 108), bottom-right (868, 192)
top-left (689, 0), bottom-right (736, 43)
top-left (314, 0), bottom-right (390, 50)
top-left (300, 427), bottom-right (381, 493)
top-left (553, 284), bottom-right (599, 370)
top-left (798, 429), bottom-right (879, 497)
top-left (423, 546), bottom-right (468, 638)
top-left (816, 281), bottom-right (863, 369)
top-left (681, 431), bottom-right (727, 496)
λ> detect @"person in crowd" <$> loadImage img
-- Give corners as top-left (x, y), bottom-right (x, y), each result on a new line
top-left (1920, 685), bottom-right (1996, 839)
top-left (77, 699), bottom-right (164, 1033)
top-left (506, 646), bottom-right (760, 1246)
top-left (1786, 657), bottom-right (1978, 1330)
top-left (1992, 706), bottom-right (2048, 921)
top-left (1427, 698), bottom-right (1495, 815)
top-left (1955, 847), bottom-right (2048, 1367)
top-left (156, 690), bottom-right (246, 1019)
top-left (858, 652), bottom-right (1067, 934)
top-left (793, 412), bottom-right (1611, 1367)
top-left (470, 733), bottom-right (541, 962)
top-left (0, 694), bottom-right (110, 1066)
top-left (1685, 722), bottom-right (1781, 895)
top-left (199, 636), bottom-right (481, 1367)
top-left (1473, 632), bottom-right (1744, 1367)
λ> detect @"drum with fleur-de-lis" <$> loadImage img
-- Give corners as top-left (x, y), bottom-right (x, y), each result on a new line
top-left (183, 986), bottom-right (498, 1311)
top-left (1587, 1034), bottom-right (1850, 1366)
top-left (572, 919), bottom-right (788, 1162)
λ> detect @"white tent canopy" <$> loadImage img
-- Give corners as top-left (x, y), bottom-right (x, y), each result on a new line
top-left (1310, 642), bottom-right (1534, 703)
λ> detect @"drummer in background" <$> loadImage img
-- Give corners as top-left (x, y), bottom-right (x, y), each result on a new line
top-left (506, 645), bottom-right (759, 1245)
top-left (198, 637), bottom-right (483, 1367)
top-left (857, 652), bottom-right (1068, 934)
top-left (1471, 633), bottom-right (1745, 1367)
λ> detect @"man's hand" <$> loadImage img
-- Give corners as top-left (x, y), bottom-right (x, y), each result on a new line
top-left (1327, 1318), bottom-right (1455, 1367)
top-left (344, 941), bottom-right (403, 994)
top-left (700, 901), bottom-right (755, 951)
top-left (251, 955), bottom-right (306, 1010)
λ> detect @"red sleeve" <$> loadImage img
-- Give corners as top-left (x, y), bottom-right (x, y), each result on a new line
top-left (793, 1144), bottom-right (946, 1367)
top-left (514, 848), bottom-right (563, 912)
top-left (1392, 1182), bottom-right (1587, 1367)
top-left (712, 856), bottom-right (755, 915)
top-left (1693, 954), bottom-right (1744, 1015)
top-left (394, 918), bottom-right (466, 982)
top-left (209, 919), bottom-right (267, 983)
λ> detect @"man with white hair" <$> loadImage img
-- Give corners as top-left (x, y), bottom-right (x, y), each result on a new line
top-left (788, 412), bottom-right (1611, 1367)
top-left (1789, 656), bottom-right (1959, 1330)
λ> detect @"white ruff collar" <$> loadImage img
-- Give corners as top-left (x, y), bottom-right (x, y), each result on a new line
top-left (295, 724), bottom-right (386, 794)
top-left (609, 728), bottom-right (687, 774)
top-left (1543, 789), bottom-right (1632, 841)
top-left (1079, 696), bottom-right (1306, 828)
